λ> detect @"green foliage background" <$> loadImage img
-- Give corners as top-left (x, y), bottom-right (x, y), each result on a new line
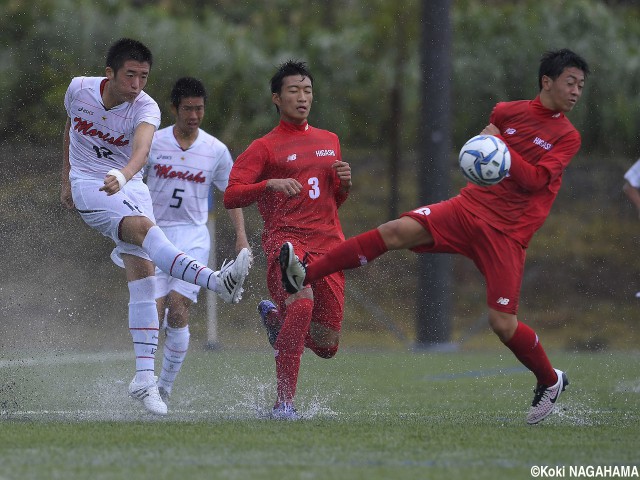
top-left (3, 0), bottom-right (640, 156)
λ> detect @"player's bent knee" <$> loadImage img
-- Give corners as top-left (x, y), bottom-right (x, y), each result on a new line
top-left (285, 286), bottom-right (313, 305)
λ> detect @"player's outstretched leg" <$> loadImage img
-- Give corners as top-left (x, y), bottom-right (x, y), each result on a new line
top-left (527, 368), bottom-right (568, 425)
top-left (143, 226), bottom-right (251, 304)
top-left (279, 242), bottom-right (306, 294)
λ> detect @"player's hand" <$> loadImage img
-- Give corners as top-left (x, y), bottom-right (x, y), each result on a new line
top-left (333, 161), bottom-right (352, 189)
top-left (99, 171), bottom-right (126, 196)
top-left (266, 178), bottom-right (303, 197)
top-left (61, 182), bottom-right (75, 209)
top-left (481, 123), bottom-right (500, 136)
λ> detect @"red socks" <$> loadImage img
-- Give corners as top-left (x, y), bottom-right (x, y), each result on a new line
top-left (273, 298), bottom-right (314, 402)
top-left (505, 322), bottom-right (557, 386)
top-left (306, 229), bottom-right (388, 284)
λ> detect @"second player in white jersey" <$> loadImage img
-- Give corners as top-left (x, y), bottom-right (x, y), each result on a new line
top-left (147, 126), bottom-right (234, 226)
top-left (146, 77), bottom-right (250, 403)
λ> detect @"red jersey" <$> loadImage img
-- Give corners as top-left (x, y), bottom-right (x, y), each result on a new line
top-left (457, 96), bottom-right (581, 247)
top-left (224, 120), bottom-right (347, 256)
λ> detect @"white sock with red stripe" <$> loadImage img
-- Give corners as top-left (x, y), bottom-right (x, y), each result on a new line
top-left (158, 325), bottom-right (190, 395)
top-left (142, 226), bottom-right (218, 291)
top-left (128, 277), bottom-right (159, 383)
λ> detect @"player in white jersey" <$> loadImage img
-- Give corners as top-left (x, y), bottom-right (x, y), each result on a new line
top-left (60, 39), bottom-right (251, 416)
top-left (146, 77), bottom-right (250, 402)
top-left (623, 159), bottom-right (640, 297)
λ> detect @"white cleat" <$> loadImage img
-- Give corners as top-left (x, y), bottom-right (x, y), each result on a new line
top-left (128, 376), bottom-right (168, 416)
top-left (214, 248), bottom-right (251, 304)
top-left (279, 242), bottom-right (306, 294)
top-left (526, 368), bottom-right (568, 425)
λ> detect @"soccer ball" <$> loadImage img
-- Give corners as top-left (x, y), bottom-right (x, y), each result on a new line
top-left (458, 134), bottom-right (511, 187)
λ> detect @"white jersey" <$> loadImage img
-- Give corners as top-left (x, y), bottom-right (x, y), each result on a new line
top-left (146, 126), bottom-right (234, 226)
top-left (624, 159), bottom-right (640, 188)
top-left (64, 76), bottom-right (161, 181)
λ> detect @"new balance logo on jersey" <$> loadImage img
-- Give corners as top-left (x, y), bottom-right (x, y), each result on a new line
top-left (533, 137), bottom-right (553, 151)
top-left (413, 207), bottom-right (431, 216)
top-left (154, 164), bottom-right (206, 183)
top-left (316, 149), bottom-right (335, 157)
top-left (496, 297), bottom-right (510, 306)
top-left (287, 154), bottom-right (297, 162)
top-left (73, 117), bottom-right (129, 147)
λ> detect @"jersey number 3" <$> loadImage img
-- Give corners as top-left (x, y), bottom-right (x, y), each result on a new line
top-left (308, 177), bottom-right (320, 199)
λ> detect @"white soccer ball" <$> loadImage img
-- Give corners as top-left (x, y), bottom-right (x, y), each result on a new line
top-left (458, 134), bottom-right (511, 187)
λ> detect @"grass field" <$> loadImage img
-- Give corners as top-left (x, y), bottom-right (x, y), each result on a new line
top-left (1, 348), bottom-right (639, 480)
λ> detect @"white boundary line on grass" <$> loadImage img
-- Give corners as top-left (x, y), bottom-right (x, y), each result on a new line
top-left (0, 351), bottom-right (131, 368)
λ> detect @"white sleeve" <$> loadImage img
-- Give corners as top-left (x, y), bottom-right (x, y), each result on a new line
top-left (624, 159), bottom-right (640, 188)
top-left (212, 147), bottom-right (234, 192)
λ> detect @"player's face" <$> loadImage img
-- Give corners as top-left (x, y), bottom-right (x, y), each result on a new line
top-left (542, 67), bottom-right (585, 113)
top-left (273, 75), bottom-right (313, 125)
top-left (105, 60), bottom-right (150, 104)
top-left (173, 97), bottom-right (205, 135)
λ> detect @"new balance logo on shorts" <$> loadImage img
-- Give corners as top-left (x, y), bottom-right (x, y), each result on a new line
top-left (496, 297), bottom-right (510, 306)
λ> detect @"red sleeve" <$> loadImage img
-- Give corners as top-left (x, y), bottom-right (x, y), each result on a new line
top-left (223, 140), bottom-right (270, 209)
top-left (501, 131), bottom-right (580, 191)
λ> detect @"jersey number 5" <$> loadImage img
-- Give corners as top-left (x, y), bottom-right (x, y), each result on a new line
top-left (170, 188), bottom-right (184, 208)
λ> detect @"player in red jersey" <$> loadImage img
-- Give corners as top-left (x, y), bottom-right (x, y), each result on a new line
top-left (224, 60), bottom-right (352, 420)
top-left (280, 49), bottom-right (589, 424)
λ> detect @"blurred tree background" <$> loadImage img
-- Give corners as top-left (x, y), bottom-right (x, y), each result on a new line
top-left (1, 0), bottom-right (639, 354)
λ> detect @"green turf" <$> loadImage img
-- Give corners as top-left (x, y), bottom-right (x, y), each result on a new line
top-left (1, 349), bottom-right (639, 480)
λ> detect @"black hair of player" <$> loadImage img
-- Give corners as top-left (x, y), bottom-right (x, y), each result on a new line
top-left (171, 77), bottom-right (208, 108)
top-left (270, 60), bottom-right (313, 95)
top-left (538, 49), bottom-right (590, 90)
top-left (106, 38), bottom-right (153, 74)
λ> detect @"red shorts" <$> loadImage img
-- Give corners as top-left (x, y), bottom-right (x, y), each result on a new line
top-left (267, 245), bottom-right (345, 332)
top-left (401, 197), bottom-right (525, 314)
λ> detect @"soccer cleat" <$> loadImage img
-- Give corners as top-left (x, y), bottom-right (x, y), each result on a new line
top-left (271, 401), bottom-right (299, 420)
top-left (158, 385), bottom-right (170, 405)
top-left (128, 376), bottom-right (168, 416)
top-left (214, 248), bottom-right (251, 304)
top-left (257, 300), bottom-right (280, 347)
top-left (526, 368), bottom-right (568, 425)
top-left (279, 242), bottom-right (307, 294)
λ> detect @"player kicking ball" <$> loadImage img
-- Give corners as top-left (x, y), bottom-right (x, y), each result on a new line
top-left (61, 39), bottom-right (251, 416)
top-left (280, 48), bottom-right (590, 425)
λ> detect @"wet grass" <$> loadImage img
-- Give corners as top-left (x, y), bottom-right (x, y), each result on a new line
top-left (1, 349), bottom-right (639, 479)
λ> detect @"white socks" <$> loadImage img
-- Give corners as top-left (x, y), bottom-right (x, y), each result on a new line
top-left (157, 325), bottom-right (190, 395)
top-left (142, 226), bottom-right (218, 290)
top-left (128, 277), bottom-right (158, 383)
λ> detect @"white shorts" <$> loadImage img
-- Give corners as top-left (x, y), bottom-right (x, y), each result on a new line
top-left (71, 176), bottom-right (156, 265)
top-left (154, 223), bottom-right (211, 302)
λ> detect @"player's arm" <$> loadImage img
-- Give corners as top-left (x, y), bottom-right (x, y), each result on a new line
top-left (623, 180), bottom-right (640, 219)
top-left (506, 133), bottom-right (579, 191)
top-left (100, 121), bottom-right (155, 195)
top-left (226, 207), bottom-right (251, 253)
top-left (224, 140), bottom-right (302, 208)
top-left (61, 117), bottom-right (74, 209)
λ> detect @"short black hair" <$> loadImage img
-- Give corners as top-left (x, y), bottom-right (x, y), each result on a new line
top-left (170, 77), bottom-right (208, 108)
top-left (270, 60), bottom-right (313, 95)
top-left (105, 38), bottom-right (153, 73)
top-left (538, 49), bottom-right (590, 90)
